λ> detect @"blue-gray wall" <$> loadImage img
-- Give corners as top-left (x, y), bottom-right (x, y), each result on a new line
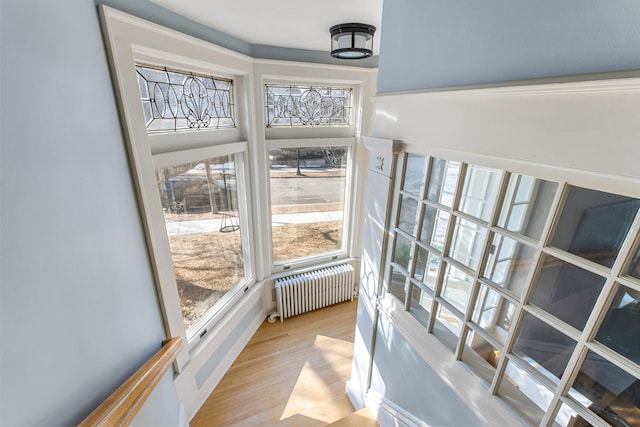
top-left (377, 0), bottom-right (640, 92)
top-left (0, 1), bottom-right (180, 424)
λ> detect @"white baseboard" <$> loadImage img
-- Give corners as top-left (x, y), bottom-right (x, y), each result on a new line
top-left (366, 389), bottom-right (428, 427)
top-left (345, 379), bottom-right (365, 410)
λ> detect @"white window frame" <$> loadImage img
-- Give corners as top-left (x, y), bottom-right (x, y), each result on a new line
top-left (384, 152), bottom-right (640, 426)
top-left (100, 6), bottom-right (256, 369)
top-left (266, 137), bottom-right (356, 272)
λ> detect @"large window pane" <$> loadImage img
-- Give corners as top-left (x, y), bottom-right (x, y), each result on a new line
top-left (419, 206), bottom-right (449, 252)
top-left (270, 146), bottom-right (347, 264)
top-left (402, 154), bottom-right (427, 195)
top-left (450, 217), bottom-right (487, 271)
top-left (442, 263), bottom-right (474, 313)
top-left (427, 158), bottom-right (460, 208)
top-left (414, 247), bottom-right (440, 291)
top-left (595, 283), bottom-right (640, 365)
top-left (569, 350), bottom-right (639, 426)
top-left (472, 284), bottom-right (516, 345)
top-left (461, 332), bottom-right (500, 385)
top-left (530, 255), bottom-right (606, 330)
top-left (497, 174), bottom-right (558, 241)
top-left (551, 186), bottom-right (640, 268)
top-left (627, 242), bottom-right (640, 280)
top-left (156, 155), bottom-right (246, 331)
top-left (484, 233), bottom-right (536, 299)
top-left (459, 165), bottom-right (501, 222)
top-left (397, 195), bottom-right (420, 237)
top-left (389, 266), bottom-right (408, 302)
top-left (499, 358), bottom-right (554, 426)
top-left (513, 313), bottom-right (577, 381)
top-left (393, 234), bottom-right (413, 271)
top-left (409, 284), bottom-right (433, 328)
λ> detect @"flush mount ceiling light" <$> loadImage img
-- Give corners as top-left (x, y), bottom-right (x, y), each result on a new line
top-left (330, 23), bottom-right (376, 59)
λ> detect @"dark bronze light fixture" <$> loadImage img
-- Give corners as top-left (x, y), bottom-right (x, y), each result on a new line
top-left (330, 23), bottom-right (376, 59)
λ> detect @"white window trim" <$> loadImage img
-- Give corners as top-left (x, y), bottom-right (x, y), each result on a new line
top-left (100, 6), bottom-right (255, 370)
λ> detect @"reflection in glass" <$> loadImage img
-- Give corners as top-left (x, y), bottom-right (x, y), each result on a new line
top-left (420, 208), bottom-right (449, 252)
top-left (462, 332), bottom-right (500, 385)
top-left (484, 233), bottom-right (536, 298)
top-left (498, 174), bottom-right (558, 241)
top-left (436, 303), bottom-right (462, 337)
top-left (442, 263), bottom-right (474, 313)
top-left (459, 165), bottom-right (501, 222)
top-left (595, 284), bottom-right (640, 365)
top-left (413, 247), bottom-right (440, 290)
top-left (627, 242), bottom-right (640, 280)
top-left (427, 158), bottom-right (460, 207)
top-left (472, 285), bottom-right (515, 345)
top-left (499, 358), bottom-right (553, 426)
top-left (553, 403), bottom-right (593, 427)
top-left (410, 284), bottom-right (433, 328)
top-left (551, 186), bottom-right (640, 268)
top-left (393, 234), bottom-right (413, 271)
top-left (389, 266), bottom-right (407, 302)
top-left (513, 313), bottom-right (577, 380)
top-left (270, 146), bottom-right (347, 263)
top-left (450, 217), bottom-right (487, 271)
top-left (570, 350), bottom-right (639, 427)
top-left (530, 255), bottom-right (606, 330)
top-left (156, 155), bottom-right (246, 331)
top-left (403, 154), bottom-right (428, 195)
top-left (397, 196), bottom-right (419, 237)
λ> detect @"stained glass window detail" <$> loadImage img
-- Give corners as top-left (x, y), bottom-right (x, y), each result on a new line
top-left (265, 84), bottom-right (352, 127)
top-left (135, 64), bottom-right (235, 133)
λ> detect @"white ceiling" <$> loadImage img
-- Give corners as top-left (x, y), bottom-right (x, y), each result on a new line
top-left (151, 0), bottom-right (383, 55)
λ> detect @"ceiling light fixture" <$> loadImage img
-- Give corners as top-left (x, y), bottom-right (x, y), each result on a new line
top-left (330, 23), bottom-right (376, 59)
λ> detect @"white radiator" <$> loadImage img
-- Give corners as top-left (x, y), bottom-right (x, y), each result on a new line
top-left (275, 264), bottom-right (355, 321)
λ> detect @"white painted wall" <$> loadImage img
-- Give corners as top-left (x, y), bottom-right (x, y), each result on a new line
top-left (0, 1), bottom-right (180, 424)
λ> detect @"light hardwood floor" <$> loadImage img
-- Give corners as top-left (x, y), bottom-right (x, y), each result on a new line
top-left (191, 300), bottom-right (360, 426)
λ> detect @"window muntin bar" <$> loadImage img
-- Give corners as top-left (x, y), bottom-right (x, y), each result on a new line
top-left (385, 152), bottom-right (640, 426)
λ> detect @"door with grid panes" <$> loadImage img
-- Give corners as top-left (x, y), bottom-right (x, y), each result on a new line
top-left (386, 153), bottom-right (640, 427)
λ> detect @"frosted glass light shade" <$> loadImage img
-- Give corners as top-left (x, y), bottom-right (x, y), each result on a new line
top-left (330, 23), bottom-right (375, 59)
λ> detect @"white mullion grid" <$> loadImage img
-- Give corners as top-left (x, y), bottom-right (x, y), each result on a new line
top-left (558, 393), bottom-right (609, 427)
top-left (403, 157), bottom-right (431, 311)
top-left (617, 273), bottom-right (640, 293)
top-left (465, 319), bottom-right (502, 350)
top-left (427, 163), bottom-right (468, 333)
top-left (414, 237), bottom-right (444, 259)
top-left (539, 205), bottom-right (640, 427)
top-left (454, 170), bottom-right (509, 360)
top-left (505, 352), bottom-right (563, 395)
top-left (477, 277), bottom-right (521, 306)
top-left (540, 245), bottom-right (611, 279)
top-left (519, 304), bottom-right (582, 342)
top-left (585, 340), bottom-right (640, 381)
top-left (489, 225), bottom-right (539, 249)
top-left (422, 196), bottom-right (455, 213)
top-left (489, 181), bottom-right (568, 396)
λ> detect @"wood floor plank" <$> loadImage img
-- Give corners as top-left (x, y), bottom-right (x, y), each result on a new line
top-left (191, 300), bottom-right (358, 426)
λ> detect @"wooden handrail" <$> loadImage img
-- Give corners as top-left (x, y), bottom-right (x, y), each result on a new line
top-left (79, 337), bottom-right (183, 427)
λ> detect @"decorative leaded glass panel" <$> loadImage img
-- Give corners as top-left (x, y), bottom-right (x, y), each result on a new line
top-left (265, 84), bottom-right (352, 127)
top-left (136, 64), bottom-right (235, 133)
